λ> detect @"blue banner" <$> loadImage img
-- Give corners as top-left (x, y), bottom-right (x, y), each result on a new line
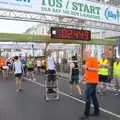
top-left (117, 36), bottom-right (120, 56)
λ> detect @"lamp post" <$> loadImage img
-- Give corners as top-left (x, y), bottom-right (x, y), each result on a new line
top-left (32, 44), bottom-right (34, 57)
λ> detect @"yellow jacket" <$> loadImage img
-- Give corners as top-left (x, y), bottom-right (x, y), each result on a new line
top-left (113, 61), bottom-right (120, 77)
top-left (99, 59), bottom-right (109, 75)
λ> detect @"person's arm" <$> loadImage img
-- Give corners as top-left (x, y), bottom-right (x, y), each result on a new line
top-left (21, 62), bottom-right (24, 72)
top-left (100, 64), bottom-right (109, 68)
top-left (82, 65), bottom-right (99, 72)
top-left (69, 63), bottom-right (73, 80)
top-left (87, 67), bottom-right (99, 72)
top-left (44, 43), bottom-right (49, 59)
top-left (13, 62), bottom-right (15, 72)
top-left (81, 74), bottom-right (85, 81)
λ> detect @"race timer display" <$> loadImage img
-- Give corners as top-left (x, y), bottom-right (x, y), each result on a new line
top-left (51, 27), bottom-right (91, 41)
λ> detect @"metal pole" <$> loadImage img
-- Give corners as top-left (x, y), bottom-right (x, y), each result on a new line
top-left (32, 44), bottom-right (34, 57)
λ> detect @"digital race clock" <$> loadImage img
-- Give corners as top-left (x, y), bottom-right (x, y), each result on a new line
top-left (51, 27), bottom-right (91, 41)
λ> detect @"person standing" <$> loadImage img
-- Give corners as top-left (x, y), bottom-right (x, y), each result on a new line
top-left (113, 58), bottom-right (120, 96)
top-left (98, 53), bottom-right (110, 95)
top-left (13, 56), bottom-right (23, 92)
top-left (80, 48), bottom-right (100, 120)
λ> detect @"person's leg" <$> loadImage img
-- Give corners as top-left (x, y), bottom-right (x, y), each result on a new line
top-left (27, 68), bottom-right (30, 77)
top-left (118, 77), bottom-right (120, 90)
top-left (84, 84), bottom-right (92, 116)
top-left (91, 84), bottom-right (100, 115)
top-left (102, 81), bottom-right (106, 89)
top-left (70, 76), bottom-right (76, 93)
top-left (6, 69), bottom-right (9, 78)
top-left (18, 74), bottom-right (22, 90)
top-left (76, 84), bottom-right (82, 99)
top-left (5, 70), bottom-right (8, 79)
top-left (31, 68), bottom-right (36, 81)
top-left (47, 71), bottom-right (52, 93)
top-left (74, 76), bottom-right (82, 97)
top-left (112, 78), bottom-right (117, 90)
top-left (2, 70), bottom-right (5, 80)
top-left (98, 75), bottom-right (103, 94)
top-left (72, 84), bottom-right (76, 91)
top-left (115, 77), bottom-right (119, 90)
top-left (16, 76), bottom-right (20, 91)
top-left (118, 78), bottom-right (120, 94)
top-left (51, 72), bottom-right (57, 93)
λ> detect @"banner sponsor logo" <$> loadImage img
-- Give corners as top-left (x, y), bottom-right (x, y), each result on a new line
top-left (11, 0), bottom-right (32, 7)
top-left (16, 0), bottom-right (31, 3)
top-left (0, 0), bottom-right (32, 8)
top-left (117, 36), bottom-right (120, 56)
top-left (105, 8), bottom-right (117, 20)
top-left (117, 10), bottom-right (120, 22)
top-left (105, 8), bottom-right (120, 22)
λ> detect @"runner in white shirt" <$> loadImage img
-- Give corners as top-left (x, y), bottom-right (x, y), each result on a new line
top-left (13, 56), bottom-right (23, 92)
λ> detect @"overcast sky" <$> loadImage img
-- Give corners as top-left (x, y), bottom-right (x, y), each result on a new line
top-left (0, 19), bottom-right (38, 33)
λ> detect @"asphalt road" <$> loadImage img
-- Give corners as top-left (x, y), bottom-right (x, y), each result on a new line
top-left (0, 73), bottom-right (120, 120)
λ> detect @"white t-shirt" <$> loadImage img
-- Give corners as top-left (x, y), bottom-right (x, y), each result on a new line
top-left (37, 60), bottom-right (41, 67)
top-left (47, 56), bottom-right (55, 70)
top-left (13, 60), bottom-right (22, 74)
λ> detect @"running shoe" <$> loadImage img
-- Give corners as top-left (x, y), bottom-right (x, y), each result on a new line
top-left (16, 89), bottom-right (19, 93)
top-left (80, 114), bottom-right (89, 120)
top-left (114, 92), bottom-right (119, 96)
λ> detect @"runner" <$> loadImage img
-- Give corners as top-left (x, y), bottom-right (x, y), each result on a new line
top-left (13, 56), bottom-right (23, 92)
top-left (69, 55), bottom-right (82, 99)
top-left (113, 57), bottom-right (120, 96)
top-left (2, 57), bottom-right (9, 80)
top-left (26, 55), bottom-right (36, 81)
top-left (36, 57), bottom-right (41, 74)
top-left (6, 58), bottom-right (13, 76)
top-left (19, 56), bottom-right (27, 76)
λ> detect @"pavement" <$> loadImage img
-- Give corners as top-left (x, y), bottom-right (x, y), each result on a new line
top-left (0, 73), bottom-right (120, 120)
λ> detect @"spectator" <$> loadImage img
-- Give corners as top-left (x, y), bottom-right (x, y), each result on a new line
top-left (80, 48), bottom-right (100, 120)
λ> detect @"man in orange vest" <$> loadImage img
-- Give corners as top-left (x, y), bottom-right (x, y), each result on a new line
top-left (80, 48), bottom-right (100, 120)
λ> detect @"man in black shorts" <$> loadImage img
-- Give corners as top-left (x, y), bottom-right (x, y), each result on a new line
top-left (46, 51), bottom-right (56, 93)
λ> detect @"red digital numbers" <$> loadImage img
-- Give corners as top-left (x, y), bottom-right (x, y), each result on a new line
top-left (73, 30), bottom-right (79, 40)
top-left (51, 27), bottom-right (91, 41)
top-left (58, 29), bottom-right (73, 39)
top-left (67, 29), bottom-right (73, 39)
top-left (81, 30), bottom-right (90, 40)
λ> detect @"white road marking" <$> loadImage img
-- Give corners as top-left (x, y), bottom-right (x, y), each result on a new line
top-left (23, 77), bottom-right (120, 119)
